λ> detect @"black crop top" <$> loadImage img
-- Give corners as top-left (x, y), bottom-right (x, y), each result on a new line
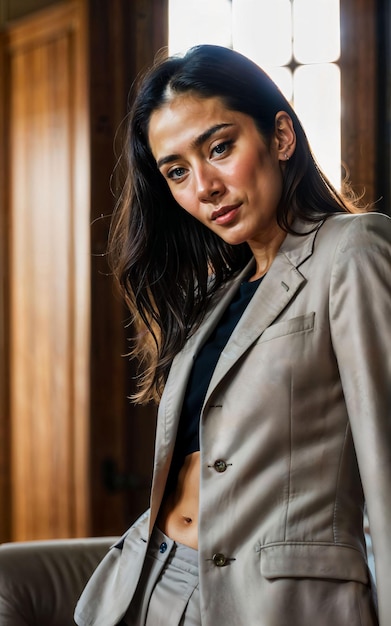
top-left (166, 275), bottom-right (263, 493)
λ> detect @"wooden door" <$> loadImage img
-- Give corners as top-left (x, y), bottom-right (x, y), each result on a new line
top-left (6, 1), bottom-right (90, 540)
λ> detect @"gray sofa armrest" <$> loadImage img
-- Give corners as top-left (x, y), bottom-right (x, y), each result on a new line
top-left (0, 536), bottom-right (118, 626)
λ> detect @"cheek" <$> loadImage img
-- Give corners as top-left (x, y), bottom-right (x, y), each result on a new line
top-left (226, 155), bottom-right (264, 189)
top-left (170, 187), bottom-right (198, 216)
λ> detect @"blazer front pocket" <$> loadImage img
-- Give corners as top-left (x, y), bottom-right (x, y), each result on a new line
top-left (259, 311), bottom-right (315, 343)
top-left (259, 542), bottom-right (368, 584)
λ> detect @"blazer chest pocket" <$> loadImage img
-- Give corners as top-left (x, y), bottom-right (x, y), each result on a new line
top-left (259, 311), bottom-right (315, 343)
top-left (259, 543), bottom-right (368, 584)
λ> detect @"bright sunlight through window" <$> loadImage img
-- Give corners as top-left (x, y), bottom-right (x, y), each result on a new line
top-left (169, 0), bottom-right (341, 189)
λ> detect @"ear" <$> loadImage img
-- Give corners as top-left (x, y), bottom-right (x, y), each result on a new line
top-left (274, 111), bottom-right (296, 162)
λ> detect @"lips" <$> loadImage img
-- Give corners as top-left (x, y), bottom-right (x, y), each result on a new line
top-left (211, 203), bottom-right (241, 224)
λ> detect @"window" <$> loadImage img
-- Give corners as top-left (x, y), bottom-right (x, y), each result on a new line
top-left (169, 0), bottom-right (341, 188)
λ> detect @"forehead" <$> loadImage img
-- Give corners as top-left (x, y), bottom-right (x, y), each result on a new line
top-left (148, 94), bottom-right (251, 158)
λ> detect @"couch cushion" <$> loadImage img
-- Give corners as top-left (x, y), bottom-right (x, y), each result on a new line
top-left (0, 537), bottom-right (117, 626)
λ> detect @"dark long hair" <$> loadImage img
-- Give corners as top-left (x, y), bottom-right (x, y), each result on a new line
top-left (109, 44), bottom-right (360, 403)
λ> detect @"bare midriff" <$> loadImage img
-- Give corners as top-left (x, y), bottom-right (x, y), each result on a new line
top-left (157, 451), bottom-right (200, 550)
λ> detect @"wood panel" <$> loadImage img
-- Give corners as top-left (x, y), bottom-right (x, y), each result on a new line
top-left (7, 1), bottom-right (90, 540)
top-left (0, 0), bottom-right (59, 26)
top-left (0, 29), bottom-right (11, 543)
top-left (340, 0), bottom-right (377, 206)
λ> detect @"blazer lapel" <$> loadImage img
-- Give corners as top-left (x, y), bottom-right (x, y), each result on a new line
top-left (204, 222), bottom-right (319, 404)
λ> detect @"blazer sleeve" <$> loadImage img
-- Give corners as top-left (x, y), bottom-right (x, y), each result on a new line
top-left (329, 212), bottom-right (391, 625)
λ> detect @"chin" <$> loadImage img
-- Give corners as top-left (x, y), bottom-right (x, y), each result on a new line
top-left (218, 233), bottom-right (249, 247)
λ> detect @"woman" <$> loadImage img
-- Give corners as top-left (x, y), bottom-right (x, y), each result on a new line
top-left (75, 45), bottom-right (391, 626)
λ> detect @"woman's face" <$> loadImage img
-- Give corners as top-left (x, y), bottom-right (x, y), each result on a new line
top-left (148, 94), bottom-right (292, 250)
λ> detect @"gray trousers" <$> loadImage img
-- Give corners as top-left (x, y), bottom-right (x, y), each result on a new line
top-left (121, 527), bottom-right (201, 626)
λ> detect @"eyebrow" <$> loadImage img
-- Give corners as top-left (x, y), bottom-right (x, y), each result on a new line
top-left (156, 123), bottom-right (234, 170)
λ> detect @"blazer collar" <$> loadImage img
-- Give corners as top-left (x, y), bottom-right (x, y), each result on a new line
top-left (207, 219), bottom-right (321, 390)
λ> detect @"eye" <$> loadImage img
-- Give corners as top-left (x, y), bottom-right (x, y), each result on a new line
top-left (211, 139), bottom-right (233, 158)
top-left (167, 166), bottom-right (187, 181)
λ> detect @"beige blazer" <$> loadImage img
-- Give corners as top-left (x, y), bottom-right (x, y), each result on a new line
top-left (75, 212), bottom-right (391, 626)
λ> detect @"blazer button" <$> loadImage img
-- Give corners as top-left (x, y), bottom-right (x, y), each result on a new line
top-left (212, 553), bottom-right (227, 567)
top-left (214, 459), bottom-right (227, 473)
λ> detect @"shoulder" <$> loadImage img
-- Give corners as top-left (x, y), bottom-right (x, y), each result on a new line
top-left (322, 212), bottom-right (391, 290)
top-left (319, 210), bottom-right (391, 234)
top-left (316, 211), bottom-right (391, 251)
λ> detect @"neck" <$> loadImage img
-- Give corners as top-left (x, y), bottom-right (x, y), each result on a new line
top-left (247, 226), bottom-right (287, 281)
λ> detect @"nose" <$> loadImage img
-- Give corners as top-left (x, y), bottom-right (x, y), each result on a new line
top-left (194, 163), bottom-right (225, 203)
